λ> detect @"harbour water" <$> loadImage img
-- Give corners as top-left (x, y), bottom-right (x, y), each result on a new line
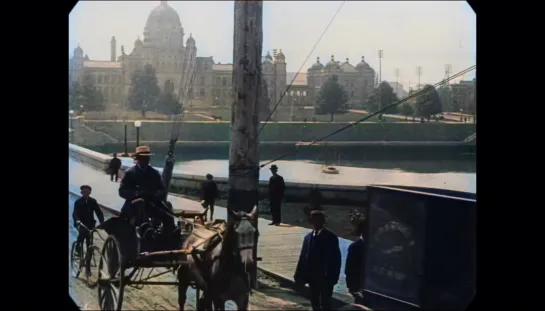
top-left (90, 143), bottom-right (476, 194)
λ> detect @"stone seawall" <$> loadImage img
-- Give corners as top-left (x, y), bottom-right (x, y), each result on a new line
top-left (82, 121), bottom-right (476, 145)
top-left (69, 143), bottom-right (368, 205)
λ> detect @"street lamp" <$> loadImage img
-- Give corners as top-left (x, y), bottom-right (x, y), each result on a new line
top-left (69, 110), bottom-right (74, 129)
top-left (135, 120), bottom-right (142, 147)
top-left (123, 122), bottom-right (129, 156)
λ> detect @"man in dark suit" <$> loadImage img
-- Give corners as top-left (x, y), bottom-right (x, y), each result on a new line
top-left (268, 164), bottom-right (285, 226)
top-left (294, 210), bottom-right (342, 311)
top-left (109, 153), bottom-right (122, 182)
top-left (200, 173), bottom-right (219, 221)
top-left (72, 185), bottom-right (104, 275)
top-left (119, 146), bottom-right (171, 232)
top-left (345, 219), bottom-right (367, 305)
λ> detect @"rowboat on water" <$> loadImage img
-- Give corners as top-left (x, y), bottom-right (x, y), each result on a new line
top-left (322, 165), bottom-right (339, 174)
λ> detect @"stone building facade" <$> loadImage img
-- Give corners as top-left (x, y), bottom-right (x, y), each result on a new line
top-left (68, 1), bottom-right (287, 110)
top-left (279, 55), bottom-right (378, 109)
top-left (68, 1), bottom-right (376, 111)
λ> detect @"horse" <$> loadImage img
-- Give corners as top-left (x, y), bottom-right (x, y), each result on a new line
top-left (177, 206), bottom-right (258, 311)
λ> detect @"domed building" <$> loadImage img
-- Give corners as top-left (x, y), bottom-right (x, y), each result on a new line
top-left (69, 1), bottom-right (288, 109)
top-left (304, 55), bottom-right (376, 109)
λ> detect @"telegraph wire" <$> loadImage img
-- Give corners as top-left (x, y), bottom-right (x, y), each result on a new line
top-left (259, 65), bottom-right (476, 168)
top-left (258, 0), bottom-right (347, 136)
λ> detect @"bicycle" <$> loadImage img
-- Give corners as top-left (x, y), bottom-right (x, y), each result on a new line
top-left (70, 222), bottom-right (106, 287)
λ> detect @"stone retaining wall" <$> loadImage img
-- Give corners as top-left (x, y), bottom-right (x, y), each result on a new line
top-left (69, 143), bottom-right (368, 205)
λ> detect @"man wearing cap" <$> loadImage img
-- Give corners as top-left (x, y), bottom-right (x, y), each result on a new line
top-left (119, 146), bottom-right (173, 233)
top-left (294, 209), bottom-right (341, 311)
top-left (200, 173), bottom-right (219, 221)
top-left (72, 185), bottom-right (104, 260)
top-left (268, 164), bottom-right (285, 226)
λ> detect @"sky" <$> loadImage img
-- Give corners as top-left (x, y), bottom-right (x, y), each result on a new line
top-left (69, 1), bottom-right (476, 88)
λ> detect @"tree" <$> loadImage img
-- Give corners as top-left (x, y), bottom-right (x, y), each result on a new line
top-left (398, 103), bottom-right (414, 120)
top-left (437, 85), bottom-right (453, 112)
top-left (69, 81), bottom-right (84, 111)
top-left (414, 84), bottom-right (442, 121)
top-left (128, 64), bottom-right (161, 118)
top-left (70, 73), bottom-right (105, 112)
top-left (364, 81), bottom-right (399, 115)
top-left (156, 80), bottom-right (182, 115)
top-left (82, 73), bottom-right (105, 111)
top-left (315, 75), bottom-right (348, 122)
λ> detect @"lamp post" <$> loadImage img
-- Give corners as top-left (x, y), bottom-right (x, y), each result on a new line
top-left (135, 120), bottom-right (142, 147)
top-left (123, 123), bottom-right (128, 156)
top-left (69, 110), bottom-right (74, 129)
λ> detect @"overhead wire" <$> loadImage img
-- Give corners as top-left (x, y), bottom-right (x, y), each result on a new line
top-left (257, 0), bottom-right (346, 136)
top-left (258, 65), bottom-right (476, 168)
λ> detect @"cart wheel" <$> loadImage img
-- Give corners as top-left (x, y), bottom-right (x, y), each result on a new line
top-left (98, 236), bottom-right (125, 311)
top-left (71, 241), bottom-right (85, 278)
top-left (86, 246), bottom-right (102, 288)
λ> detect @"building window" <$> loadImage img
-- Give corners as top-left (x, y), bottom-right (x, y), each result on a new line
top-left (303, 91), bottom-right (307, 97)
top-left (188, 88), bottom-right (193, 99)
top-left (350, 91), bottom-right (354, 98)
top-left (105, 76), bottom-right (110, 84)
top-left (222, 77), bottom-right (227, 86)
top-left (200, 89), bottom-right (205, 97)
top-left (98, 76), bottom-right (103, 84)
top-left (215, 77), bottom-right (220, 85)
top-left (200, 77), bottom-right (205, 85)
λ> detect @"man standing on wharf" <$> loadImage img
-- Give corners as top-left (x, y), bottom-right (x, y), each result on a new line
top-left (200, 173), bottom-right (219, 221)
top-left (294, 209), bottom-right (342, 311)
top-left (109, 153), bottom-right (122, 182)
top-left (268, 164), bottom-right (285, 226)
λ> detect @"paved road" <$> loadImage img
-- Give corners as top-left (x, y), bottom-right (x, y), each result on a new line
top-left (69, 158), bottom-right (354, 301)
top-left (68, 193), bottom-right (318, 310)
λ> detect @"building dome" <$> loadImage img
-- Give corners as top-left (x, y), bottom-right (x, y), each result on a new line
top-left (263, 51), bottom-right (273, 63)
top-left (186, 33), bottom-right (195, 45)
top-left (275, 49), bottom-right (285, 61)
top-left (144, 1), bottom-right (181, 33)
top-left (135, 36), bottom-right (143, 46)
top-left (356, 56), bottom-right (371, 71)
top-left (310, 57), bottom-right (324, 70)
top-left (325, 55), bottom-right (340, 70)
top-left (74, 44), bottom-right (83, 57)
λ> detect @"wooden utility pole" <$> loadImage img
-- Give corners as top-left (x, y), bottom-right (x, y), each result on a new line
top-left (229, 0), bottom-right (263, 289)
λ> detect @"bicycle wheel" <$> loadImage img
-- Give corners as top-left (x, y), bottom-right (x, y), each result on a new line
top-left (70, 241), bottom-right (85, 278)
top-left (86, 245), bottom-right (102, 287)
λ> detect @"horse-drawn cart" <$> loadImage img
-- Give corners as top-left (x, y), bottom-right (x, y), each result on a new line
top-left (96, 206), bottom-right (220, 311)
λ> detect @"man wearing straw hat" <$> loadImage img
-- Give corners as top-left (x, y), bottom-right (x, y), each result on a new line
top-left (119, 146), bottom-right (173, 234)
top-left (294, 209), bottom-right (341, 311)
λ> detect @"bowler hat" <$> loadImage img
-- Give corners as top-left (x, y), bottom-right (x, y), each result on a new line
top-left (270, 164), bottom-right (279, 170)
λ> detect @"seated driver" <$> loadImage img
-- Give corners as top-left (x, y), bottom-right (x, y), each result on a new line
top-left (118, 146), bottom-right (174, 234)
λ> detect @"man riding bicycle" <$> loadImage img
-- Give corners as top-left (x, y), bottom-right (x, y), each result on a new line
top-left (118, 146), bottom-right (175, 245)
top-left (72, 185), bottom-right (105, 260)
